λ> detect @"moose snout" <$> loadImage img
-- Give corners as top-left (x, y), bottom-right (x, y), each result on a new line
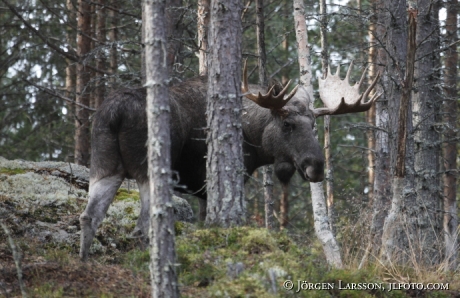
top-left (302, 158), bottom-right (324, 182)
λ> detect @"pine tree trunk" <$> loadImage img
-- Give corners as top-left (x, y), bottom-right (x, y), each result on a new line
top-left (442, 0), bottom-right (458, 271)
top-left (293, 0), bottom-right (342, 269)
top-left (205, 0), bottom-right (245, 227)
top-left (74, 0), bottom-right (92, 166)
top-left (94, 0), bottom-right (106, 109)
top-left (411, 0), bottom-right (442, 264)
top-left (165, 0), bottom-right (183, 71)
top-left (108, 0), bottom-right (118, 83)
top-left (144, 0), bottom-right (178, 296)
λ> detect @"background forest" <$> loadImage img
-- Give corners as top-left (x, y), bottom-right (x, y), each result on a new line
top-left (1, 0), bottom-right (459, 295)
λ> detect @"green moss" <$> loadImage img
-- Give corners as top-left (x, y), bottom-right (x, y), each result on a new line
top-left (114, 188), bottom-right (140, 201)
top-left (0, 167), bottom-right (27, 175)
top-left (32, 283), bottom-right (65, 298)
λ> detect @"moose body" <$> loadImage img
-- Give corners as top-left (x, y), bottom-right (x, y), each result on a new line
top-left (79, 63), bottom-right (379, 261)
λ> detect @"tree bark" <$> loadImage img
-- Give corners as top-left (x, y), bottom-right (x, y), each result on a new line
top-left (205, 0), bottom-right (245, 227)
top-left (74, 0), bottom-right (92, 166)
top-left (254, 0), bottom-right (275, 230)
top-left (108, 0), bottom-right (118, 83)
top-left (442, 0), bottom-right (458, 271)
top-left (411, 0), bottom-right (442, 264)
top-left (319, 0), bottom-right (334, 232)
top-left (165, 0), bottom-right (184, 71)
top-left (197, 0), bottom-right (210, 76)
top-left (293, 0), bottom-right (342, 269)
top-left (94, 0), bottom-right (106, 109)
top-left (144, 0), bottom-right (179, 296)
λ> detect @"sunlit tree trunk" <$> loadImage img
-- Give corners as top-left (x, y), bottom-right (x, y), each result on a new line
top-left (144, 0), bottom-right (178, 296)
top-left (205, 0), bottom-right (245, 227)
top-left (197, 0), bottom-right (209, 76)
top-left (74, 0), bottom-right (92, 166)
top-left (293, 0), bottom-right (342, 269)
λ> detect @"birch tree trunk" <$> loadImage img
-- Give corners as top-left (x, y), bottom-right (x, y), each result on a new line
top-left (318, 0), bottom-right (334, 232)
top-left (293, 0), bottom-right (342, 269)
top-left (442, 0), bottom-right (458, 271)
top-left (74, 0), bottom-right (92, 166)
top-left (205, 0), bottom-right (245, 227)
top-left (197, 0), bottom-right (209, 76)
top-left (144, 0), bottom-right (179, 296)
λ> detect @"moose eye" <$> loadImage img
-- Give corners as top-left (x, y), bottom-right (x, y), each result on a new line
top-left (282, 121), bottom-right (294, 132)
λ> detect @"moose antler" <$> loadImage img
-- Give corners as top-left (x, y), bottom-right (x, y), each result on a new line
top-left (314, 61), bottom-right (381, 117)
top-left (241, 61), bottom-right (299, 110)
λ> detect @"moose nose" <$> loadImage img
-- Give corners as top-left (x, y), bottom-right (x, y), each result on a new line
top-left (306, 166), bottom-right (324, 182)
top-left (302, 157), bottom-right (324, 182)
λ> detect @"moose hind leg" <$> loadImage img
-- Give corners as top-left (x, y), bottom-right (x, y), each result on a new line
top-left (130, 181), bottom-right (150, 248)
top-left (79, 174), bottom-right (124, 261)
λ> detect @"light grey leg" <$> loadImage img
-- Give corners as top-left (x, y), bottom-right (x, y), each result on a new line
top-left (130, 181), bottom-right (150, 247)
top-left (79, 174), bottom-right (124, 261)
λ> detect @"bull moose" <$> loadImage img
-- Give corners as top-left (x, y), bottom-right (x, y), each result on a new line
top-left (79, 62), bottom-right (379, 260)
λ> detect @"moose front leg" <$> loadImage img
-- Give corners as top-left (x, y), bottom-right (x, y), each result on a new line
top-left (79, 174), bottom-right (124, 261)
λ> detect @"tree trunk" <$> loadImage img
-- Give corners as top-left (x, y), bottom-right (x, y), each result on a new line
top-left (381, 5), bottom-right (417, 263)
top-left (369, 0), bottom-right (401, 255)
top-left (108, 0), bottom-right (118, 83)
top-left (205, 0), bottom-right (245, 227)
top-left (94, 0), bottom-right (106, 109)
top-left (65, 0), bottom-right (76, 121)
top-left (74, 0), bottom-right (92, 166)
top-left (442, 0), bottom-right (458, 271)
top-left (144, 0), bottom-right (179, 296)
top-left (319, 0), bottom-right (334, 232)
top-left (255, 0), bottom-right (275, 230)
top-left (411, 0), bottom-right (442, 264)
top-left (197, 0), bottom-right (210, 76)
top-left (293, 0), bottom-right (342, 269)
top-left (165, 0), bottom-right (184, 71)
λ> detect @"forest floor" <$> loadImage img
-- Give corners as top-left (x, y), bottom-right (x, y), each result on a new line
top-left (1, 157), bottom-right (459, 297)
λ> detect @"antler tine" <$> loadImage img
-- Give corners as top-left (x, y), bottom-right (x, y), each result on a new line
top-left (241, 60), bottom-right (299, 110)
top-left (345, 60), bottom-right (354, 84)
top-left (356, 64), bottom-right (370, 89)
top-left (315, 62), bottom-right (381, 117)
top-left (335, 63), bottom-right (340, 76)
top-left (360, 70), bottom-right (381, 104)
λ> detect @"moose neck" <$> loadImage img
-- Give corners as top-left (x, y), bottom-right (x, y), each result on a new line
top-left (241, 99), bottom-right (276, 174)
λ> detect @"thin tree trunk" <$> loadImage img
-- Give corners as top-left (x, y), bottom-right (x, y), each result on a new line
top-left (366, 0), bottom-right (377, 201)
top-left (197, 0), bottom-right (210, 76)
top-left (108, 0), bottom-right (118, 83)
top-left (165, 0), bottom-right (183, 71)
top-left (293, 0), bottom-right (342, 269)
top-left (94, 0), bottom-right (106, 108)
top-left (263, 166), bottom-right (275, 229)
top-left (65, 0), bottom-right (76, 120)
top-left (255, 0), bottom-right (275, 230)
top-left (144, 0), bottom-right (178, 296)
top-left (205, 0), bottom-right (245, 227)
top-left (74, 0), bottom-right (92, 166)
top-left (319, 0), bottom-right (334, 232)
top-left (442, 0), bottom-right (458, 271)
